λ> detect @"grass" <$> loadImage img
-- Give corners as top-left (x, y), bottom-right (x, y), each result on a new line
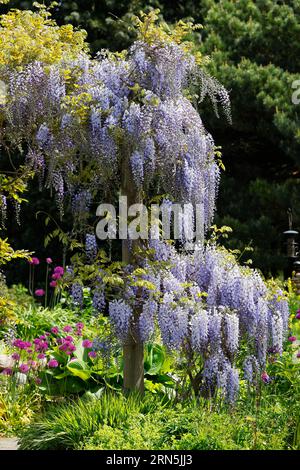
top-left (17, 391), bottom-right (297, 450)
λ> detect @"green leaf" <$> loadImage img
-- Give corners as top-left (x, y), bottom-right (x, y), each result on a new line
top-left (67, 359), bottom-right (91, 381)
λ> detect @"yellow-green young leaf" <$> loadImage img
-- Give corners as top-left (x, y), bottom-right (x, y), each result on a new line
top-left (132, 268), bottom-right (147, 276)
top-left (102, 275), bottom-right (124, 286)
top-left (67, 359), bottom-right (91, 381)
top-left (133, 280), bottom-right (156, 290)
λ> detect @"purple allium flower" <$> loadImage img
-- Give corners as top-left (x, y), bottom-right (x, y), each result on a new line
top-left (28, 360), bottom-right (37, 368)
top-left (88, 351), bottom-right (97, 358)
top-left (37, 353), bottom-right (46, 360)
top-left (2, 368), bottom-right (13, 376)
top-left (76, 322), bottom-right (84, 330)
top-left (35, 377), bottom-right (42, 385)
top-left (46, 257), bottom-right (53, 264)
top-left (11, 353), bottom-right (20, 361)
top-left (51, 326), bottom-right (59, 335)
top-left (296, 312), bottom-right (300, 320)
top-left (52, 273), bottom-right (61, 280)
top-left (35, 289), bottom-right (45, 297)
top-left (63, 325), bottom-right (73, 333)
top-left (54, 266), bottom-right (64, 275)
top-left (50, 281), bottom-right (57, 288)
top-left (48, 359), bottom-right (59, 368)
top-left (29, 257), bottom-right (40, 265)
top-left (12, 339), bottom-right (27, 350)
top-left (82, 339), bottom-right (93, 349)
top-left (19, 364), bottom-right (30, 374)
top-left (288, 336), bottom-right (297, 343)
top-left (261, 371), bottom-right (271, 384)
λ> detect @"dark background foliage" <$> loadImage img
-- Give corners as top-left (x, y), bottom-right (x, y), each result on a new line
top-left (1, 0), bottom-right (299, 283)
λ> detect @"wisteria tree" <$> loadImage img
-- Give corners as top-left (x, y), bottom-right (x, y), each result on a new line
top-left (0, 7), bottom-right (289, 397)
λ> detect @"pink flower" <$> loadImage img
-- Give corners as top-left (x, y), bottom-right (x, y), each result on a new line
top-left (261, 371), bottom-right (270, 383)
top-left (82, 340), bottom-right (93, 349)
top-left (48, 359), bottom-right (59, 368)
top-left (51, 326), bottom-right (59, 335)
top-left (288, 336), bottom-right (297, 342)
top-left (28, 360), bottom-right (37, 368)
top-left (54, 266), bottom-right (64, 276)
top-left (52, 273), bottom-right (61, 280)
top-left (2, 368), bottom-right (13, 376)
top-left (64, 336), bottom-right (74, 342)
top-left (297, 351), bottom-right (300, 358)
top-left (296, 313), bottom-right (300, 320)
top-left (12, 339), bottom-right (27, 350)
top-left (50, 281), bottom-right (57, 288)
top-left (11, 353), bottom-right (20, 361)
top-left (35, 377), bottom-right (42, 385)
top-left (88, 351), bottom-right (97, 358)
top-left (45, 332), bottom-right (50, 337)
top-left (63, 325), bottom-right (72, 333)
top-left (29, 257), bottom-right (40, 265)
top-left (46, 258), bottom-right (53, 264)
top-left (19, 364), bottom-right (30, 374)
top-left (35, 289), bottom-right (45, 297)
top-left (37, 353), bottom-right (46, 360)
top-left (34, 339), bottom-right (48, 352)
top-left (76, 322), bottom-right (84, 329)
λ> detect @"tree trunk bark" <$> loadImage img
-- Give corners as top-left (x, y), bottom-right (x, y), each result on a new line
top-left (121, 159), bottom-right (144, 394)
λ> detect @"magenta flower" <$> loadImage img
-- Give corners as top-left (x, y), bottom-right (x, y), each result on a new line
top-left (51, 326), bottom-right (59, 335)
top-left (288, 336), bottom-right (297, 342)
top-left (54, 266), bottom-right (64, 276)
top-left (46, 258), bottom-right (53, 264)
top-left (261, 371), bottom-right (270, 384)
top-left (35, 377), bottom-right (42, 385)
top-left (45, 332), bottom-right (50, 337)
top-left (34, 339), bottom-right (48, 352)
top-left (48, 359), bottom-right (59, 368)
top-left (12, 339), bottom-right (27, 350)
top-left (35, 289), bottom-right (45, 297)
top-left (297, 351), bottom-right (300, 358)
top-left (37, 353), bottom-right (46, 360)
top-left (29, 257), bottom-right (40, 265)
top-left (82, 339), bottom-right (93, 349)
top-left (296, 312), bottom-right (300, 320)
top-left (11, 353), bottom-right (20, 361)
top-left (88, 351), bottom-right (97, 358)
top-left (19, 364), bottom-right (30, 374)
top-left (28, 360), bottom-right (37, 368)
top-left (50, 281), bottom-right (57, 288)
top-left (63, 325), bottom-right (72, 333)
top-left (64, 336), bottom-right (74, 342)
top-left (2, 368), bottom-right (13, 376)
top-left (76, 322), bottom-right (84, 329)
top-left (52, 273), bottom-right (61, 280)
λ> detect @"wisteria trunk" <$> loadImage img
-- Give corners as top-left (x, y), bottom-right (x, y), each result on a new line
top-left (121, 158), bottom-right (144, 394)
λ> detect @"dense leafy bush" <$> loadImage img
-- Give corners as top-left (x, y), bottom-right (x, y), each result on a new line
top-left (18, 391), bottom-right (296, 450)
